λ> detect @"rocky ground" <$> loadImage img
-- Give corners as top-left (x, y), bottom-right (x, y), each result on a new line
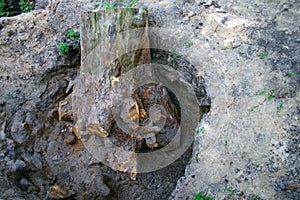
top-left (0, 0), bottom-right (299, 199)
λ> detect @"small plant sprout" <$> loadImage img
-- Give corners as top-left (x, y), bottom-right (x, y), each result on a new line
top-left (267, 92), bottom-right (273, 101)
top-left (226, 188), bottom-right (234, 196)
top-left (257, 89), bottom-right (267, 96)
top-left (260, 52), bottom-right (268, 59)
top-left (103, 1), bottom-right (118, 10)
top-left (126, 0), bottom-right (138, 8)
top-left (277, 103), bottom-right (284, 111)
top-left (287, 71), bottom-right (293, 78)
top-left (67, 29), bottom-right (79, 38)
top-left (193, 192), bottom-right (213, 200)
top-left (196, 127), bottom-right (205, 135)
top-left (185, 39), bottom-right (193, 48)
top-left (57, 43), bottom-right (69, 54)
top-left (168, 49), bottom-right (179, 65)
top-left (219, 45), bottom-right (229, 50)
top-left (225, 140), bottom-right (228, 149)
top-left (19, 0), bottom-right (34, 13)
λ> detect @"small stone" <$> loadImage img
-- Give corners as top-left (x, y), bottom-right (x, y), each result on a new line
top-left (188, 11), bottom-right (196, 18)
top-left (64, 131), bottom-right (76, 145)
top-left (7, 159), bottom-right (26, 172)
top-left (15, 159), bottom-right (26, 170)
top-left (183, 17), bottom-right (190, 24)
top-left (20, 178), bottom-right (29, 186)
top-left (232, 38), bottom-right (242, 48)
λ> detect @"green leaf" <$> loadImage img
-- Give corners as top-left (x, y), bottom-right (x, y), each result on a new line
top-left (226, 188), bottom-right (234, 195)
top-left (252, 105), bottom-right (260, 109)
top-left (256, 89), bottom-right (267, 96)
top-left (193, 192), bottom-right (213, 200)
top-left (0, 1), bottom-right (9, 17)
top-left (287, 71), bottom-right (293, 78)
top-left (67, 29), bottom-right (79, 38)
top-left (277, 103), bottom-right (283, 111)
top-left (126, 0), bottom-right (137, 8)
top-left (104, 1), bottom-right (118, 10)
top-left (185, 39), bottom-right (193, 48)
top-left (267, 93), bottom-right (273, 101)
top-left (103, 1), bottom-right (112, 10)
top-left (225, 140), bottom-right (228, 149)
top-left (260, 52), bottom-right (268, 59)
top-left (196, 127), bottom-right (205, 135)
top-left (19, 0), bottom-right (34, 13)
top-left (57, 43), bottom-right (69, 54)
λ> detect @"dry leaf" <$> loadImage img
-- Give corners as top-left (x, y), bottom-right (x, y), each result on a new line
top-left (50, 185), bottom-right (68, 199)
top-left (129, 102), bottom-right (139, 121)
top-left (86, 123), bottom-right (109, 137)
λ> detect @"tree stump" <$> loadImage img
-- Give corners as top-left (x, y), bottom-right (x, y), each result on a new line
top-left (72, 7), bottom-right (210, 176)
top-left (72, 8), bottom-right (184, 176)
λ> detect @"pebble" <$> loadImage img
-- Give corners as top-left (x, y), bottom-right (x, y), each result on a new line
top-left (232, 38), bottom-right (242, 48)
top-left (188, 11), bottom-right (196, 18)
top-left (20, 178), bottom-right (30, 187)
top-left (183, 16), bottom-right (190, 24)
top-left (6, 159), bottom-right (26, 172)
top-left (64, 131), bottom-right (76, 144)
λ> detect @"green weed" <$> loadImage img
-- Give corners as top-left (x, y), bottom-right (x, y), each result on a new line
top-left (196, 127), bottom-right (205, 135)
top-left (225, 140), bottom-right (228, 149)
top-left (267, 92), bottom-right (273, 101)
top-left (226, 188), bottom-right (234, 196)
top-left (103, 1), bottom-right (118, 10)
top-left (277, 103), bottom-right (283, 111)
top-left (256, 89), bottom-right (267, 96)
top-left (57, 43), bottom-right (69, 54)
top-left (260, 52), bottom-right (268, 59)
top-left (252, 105), bottom-right (260, 109)
top-left (126, 0), bottom-right (137, 8)
top-left (67, 29), bottom-right (79, 38)
top-left (19, 0), bottom-right (34, 13)
top-left (287, 71), bottom-right (293, 78)
top-left (185, 39), bottom-right (193, 48)
top-left (0, 0), bottom-right (9, 17)
top-left (193, 192), bottom-right (213, 200)
top-left (168, 49), bottom-right (179, 65)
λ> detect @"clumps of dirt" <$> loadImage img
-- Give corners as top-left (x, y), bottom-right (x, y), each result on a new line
top-left (250, 10), bottom-right (300, 198)
top-left (256, 25), bottom-right (300, 91)
top-left (274, 105), bottom-right (300, 199)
